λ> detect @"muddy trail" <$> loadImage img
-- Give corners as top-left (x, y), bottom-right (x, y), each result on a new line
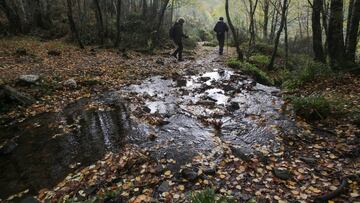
top-left (0, 48), bottom-right (293, 199)
top-left (0, 47), bottom-right (358, 202)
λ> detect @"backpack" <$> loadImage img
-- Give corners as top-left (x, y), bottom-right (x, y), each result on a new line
top-left (169, 24), bottom-right (176, 39)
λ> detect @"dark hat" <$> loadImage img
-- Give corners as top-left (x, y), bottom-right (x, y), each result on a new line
top-left (219, 17), bottom-right (224, 21)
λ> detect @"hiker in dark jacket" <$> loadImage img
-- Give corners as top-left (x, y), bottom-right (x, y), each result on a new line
top-left (170, 18), bottom-right (188, 61)
top-left (214, 17), bottom-right (229, 55)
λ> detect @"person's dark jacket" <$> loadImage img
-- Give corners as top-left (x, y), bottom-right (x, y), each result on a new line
top-left (173, 22), bottom-right (187, 42)
top-left (214, 21), bottom-right (229, 35)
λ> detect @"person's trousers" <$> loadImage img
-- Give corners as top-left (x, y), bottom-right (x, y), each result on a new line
top-left (173, 40), bottom-right (183, 59)
top-left (217, 33), bottom-right (225, 54)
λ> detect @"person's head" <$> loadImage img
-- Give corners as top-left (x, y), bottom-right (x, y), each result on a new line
top-left (219, 17), bottom-right (224, 21)
top-left (178, 17), bottom-right (185, 24)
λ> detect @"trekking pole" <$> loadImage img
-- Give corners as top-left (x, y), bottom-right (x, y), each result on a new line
top-left (226, 32), bottom-right (229, 55)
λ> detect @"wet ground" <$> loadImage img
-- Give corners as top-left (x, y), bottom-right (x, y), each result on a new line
top-left (0, 49), bottom-right (297, 200)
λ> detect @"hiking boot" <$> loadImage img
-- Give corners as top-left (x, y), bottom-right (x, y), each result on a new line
top-left (178, 58), bottom-right (184, 62)
top-left (171, 53), bottom-right (177, 59)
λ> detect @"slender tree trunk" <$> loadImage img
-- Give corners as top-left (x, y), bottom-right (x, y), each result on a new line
top-left (226, 0), bottom-right (244, 60)
top-left (312, 0), bottom-right (326, 63)
top-left (285, 13), bottom-right (289, 68)
top-left (262, 0), bottom-right (270, 40)
top-left (268, 0), bottom-right (288, 70)
top-left (322, 0), bottom-right (330, 57)
top-left (93, 0), bottom-right (104, 45)
top-left (66, 0), bottom-right (84, 49)
top-left (155, 0), bottom-right (170, 41)
top-left (345, 0), bottom-right (355, 47)
top-left (249, 0), bottom-right (259, 47)
top-left (345, 0), bottom-right (360, 62)
top-left (115, 0), bottom-right (122, 47)
top-left (328, 0), bottom-right (345, 68)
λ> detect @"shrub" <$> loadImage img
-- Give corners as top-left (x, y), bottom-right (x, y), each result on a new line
top-left (184, 36), bottom-right (198, 49)
top-left (203, 41), bottom-right (218, 47)
top-left (291, 96), bottom-right (331, 121)
top-left (282, 60), bottom-right (332, 90)
top-left (191, 189), bottom-right (235, 203)
top-left (249, 54), bottom-right (270, 67)
top-left (227, 59), bottom-right (274, 85)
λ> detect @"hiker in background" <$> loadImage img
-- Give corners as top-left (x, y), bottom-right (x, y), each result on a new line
top-left (170, 17), bottom-right (188, 61)
top-left (214, 17), bottom-right (229, 55)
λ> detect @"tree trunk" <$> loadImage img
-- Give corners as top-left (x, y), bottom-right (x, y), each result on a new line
top-left (226, 0), bottom-right (244, 60)
top-left (66, 0), bottom-right (84, 49)
top-left (249, 0), bottom-right (259, 47)
top-left (0, 0), bottom-right (22, 33)
top-left (267, 0), bottom-right (288, 70)
top-left (262, 0), bottom-right (270, 40)
top-left (345, 0), bottom-right (355, 47)
top-left (328, 0), bottom-right (345, 68)
top-left (345, 0), bottom-right (360, 62)
top-left (154, 0), bottom-right (170, 43)
top-left (312, 0), bottom-right (326, 63)
top-left (93, 0), bottom-right (104, 45)
top-left (285, 13), bottom-right (288, 68)
top-left (115, 0), bottom-right (122, 47)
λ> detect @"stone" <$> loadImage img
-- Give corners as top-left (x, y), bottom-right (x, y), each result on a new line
top-left (158, 181), bottom-right (170, 193)
top-left (63, 79), bottom-right (77, 89)
top-left (181, 168), bottom-right (198, 181)
top-left (16, 48), bottom-right (27, 56)
top-left (48, 49), bottom-right (61, 56)
top-left (273, 168), bottom-right (292, 180)
top-left (300, 157), bottom-right (317, 165)
top-left (176, 79), bottom-right (187, 87)
top-left (19, 75), bottom-right (40, 85)
top-left (230, 146), bottom-right (252, 162)
top-left (203, 167), bottom-right (216, 175)
top-left (143, 106), bottom-right (152, 113)
top-left (227, 102), bottom-right (240, 111)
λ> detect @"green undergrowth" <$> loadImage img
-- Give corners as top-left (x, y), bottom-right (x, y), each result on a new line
top-left (288, 96), bottom-right (332, 121)
top-left (227, 58), bottom-right (274, 85)
top-left (191, 189), bottom-right (236, 203)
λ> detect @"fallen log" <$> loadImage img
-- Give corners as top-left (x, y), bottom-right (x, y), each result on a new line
top-left (0, 85), bottom-right (35, 106)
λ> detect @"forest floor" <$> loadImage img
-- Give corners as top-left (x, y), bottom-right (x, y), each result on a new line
top-left (0, 37), bottom-right (359, 202)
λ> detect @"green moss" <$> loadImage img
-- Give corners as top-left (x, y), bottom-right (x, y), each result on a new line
top-left (227, 59), bottom-right (274, 85)
top-left (191, 188), bottom-right (235, 203)
top-left (249, 54), bottom-right (270, 67)
top-left (291, 96), bottom-right (331, 121)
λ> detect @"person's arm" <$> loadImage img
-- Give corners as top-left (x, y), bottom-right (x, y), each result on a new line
top-left (214, 23), bottom-right (219, 33)
top-left (181, 26), bottom-right (189, 38)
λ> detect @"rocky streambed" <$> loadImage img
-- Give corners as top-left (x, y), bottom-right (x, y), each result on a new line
top-left (0, 67), bottom-right (298, 200)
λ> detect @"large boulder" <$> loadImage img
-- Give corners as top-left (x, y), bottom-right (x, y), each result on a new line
top-left (19, 75), bottom-right (40, 85)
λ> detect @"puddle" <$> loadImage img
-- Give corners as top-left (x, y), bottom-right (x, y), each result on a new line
top-left (0, 68), bottom-right (297, 200)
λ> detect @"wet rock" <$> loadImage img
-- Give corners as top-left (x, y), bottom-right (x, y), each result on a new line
top-left (223, 85), bottom-right (235, 92)
top-left (20, 197), bottom-right (39, 203)
top-left (63, 79), bottom-right (77, 89)
top-left (300, 157), bottom-right (317, 165)
top-left (181, 168), bottom-right (198, 181)
top-left (176, 79), bottom-right (187, 87)
top-left (158, 181), bottom-right (170, 193)
top-left (230, 146), bottom-right (252, 162)
top-left (48, 49), bottom-right (61, 56)
top-left (16, 48), bottom-right (27, 56)
top-left (227, 102), bottom-right (240, 111)
top-left (19, 75), bottom-right (40, 85)
top-left (143, 106), bottom-right (151, 113)
top-left (273, 168), bottom-right (292, 180)
top-left (196, 100), bottom-right (216, 107)
top-left (0, 139), bottom-right (18, 155)
top-left (200, 77), bottom-right (211, 82)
